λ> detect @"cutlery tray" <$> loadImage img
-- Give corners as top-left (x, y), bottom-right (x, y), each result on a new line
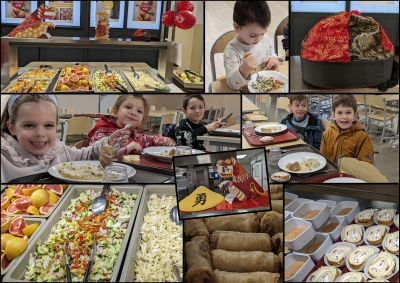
top-left (242, 126), bottom-right (299, 146)
top-left (266, 144), bottom-right (339, 183)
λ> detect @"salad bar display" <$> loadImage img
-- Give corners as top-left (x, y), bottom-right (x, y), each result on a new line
top-left (93, 69), bottom-right (132, 93)
top-left (1, 79), bottom-right (51, 93)
top-left (173, 70), bottom-right (204, 89)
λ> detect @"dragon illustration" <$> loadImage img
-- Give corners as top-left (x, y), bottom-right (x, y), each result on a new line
top-left (217, 157), bottom-right (266, 201)
top-left (8, 4), bottom-right (56, 38)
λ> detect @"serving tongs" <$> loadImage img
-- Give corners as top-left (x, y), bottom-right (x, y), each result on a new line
top-left (106, 81), bottom-right (128, 93)
top-left (83, 236), bottom-right (96, 282)
top-left (184, 70), bottom-right (203, 82)
top-left (64, 240), bottom-right (72, 282)
top-left (26, 80), bottom-right (37, 93)
top-left (144, 84), bottom-right (169, 93)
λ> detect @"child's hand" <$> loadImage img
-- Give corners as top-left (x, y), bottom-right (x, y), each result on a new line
top-left (218, 117), bottom-right (228, 127)
top-left (240, 52), bottom-right (259, 77)
top-left (264, 56), bottom-right (280, 69)
top-left (158, 137), bottom-right (175, 146)
top-left (108, 129), bottom-right (130, 147)
top-left (127, 141), bottom-right (142, 154)
top-left (205, 121), bottom-right (222, 132)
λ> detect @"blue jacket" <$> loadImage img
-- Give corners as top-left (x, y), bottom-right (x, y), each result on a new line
top-left (280, 112), bottom-right (324, 150)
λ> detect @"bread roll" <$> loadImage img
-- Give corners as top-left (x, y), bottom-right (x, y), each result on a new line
top-left (99, 144), bottom-right (114, 168)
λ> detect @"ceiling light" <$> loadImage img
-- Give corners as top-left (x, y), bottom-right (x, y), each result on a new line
top-left (237, 155), bottom-right (246, 159)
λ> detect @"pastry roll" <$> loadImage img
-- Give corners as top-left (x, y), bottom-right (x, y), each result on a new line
top-left (385, 230), bottom-right (399, 255)
top-left (367, 251), bottom-right (396, 278)
top-left (347, 246), bottom-right (376, 270)
top-left (260, 211), bottom-right (283, 236)
top-left (326, 245), bottom-right (352, 266)
top-left (356, 209), bottom-right (375, 226)
top-left (366, 225), bottom-right (387, 245)
top-left (376, 209), bottom-right (396, 225)
top-left (308, 266), bottom-right (340, 282)
top-left (211, 250), bottom-right (279, 273)
top-left (343, 224), bottom-right (363, 244)
top-left (204, 213), bottom-right (259, 234)
top-left (213, 270), bottom-right (280, 283)
top-left (337, 272), bottom-right (365, 282)
top-left (209, 231), bottom-right (272, 252)
top-left (99, 144), bottom-right (114, 168)
top-left (269, 184), bottom-right (283, 200)
top-left (257, 212), bottom-right (266, 222)
top-left (271, 200), bottom-right (283, 214)
top-left (184, 219), bottom-right (210, 240)
top-left (278, 252), bottom-right (283, 272)
top-left (185, 236), bottom-right (213, 283)
top-left (367, 278), bottom-right (389, 282)
top-left (394, 214), bottom-right (399, 228)
top-left (272, 232), bottom-right (283, 253)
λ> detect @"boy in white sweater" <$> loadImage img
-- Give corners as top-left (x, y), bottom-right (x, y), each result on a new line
top-left (224, 1), bottom-right (280, 90)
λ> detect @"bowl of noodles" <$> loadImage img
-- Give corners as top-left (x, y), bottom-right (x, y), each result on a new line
top-left (247, 70), bottom-right (288, 93)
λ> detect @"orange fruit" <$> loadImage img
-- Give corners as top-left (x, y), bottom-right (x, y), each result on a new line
top-left (22, 223), bottom-right (39, 238)
top-left (60, 184), bottom-right (67, 189)
top-left (5, 237), bottom-right (27, 260)
top-left (1, 234), bottom-right (14, 250)
top-left (1, 217), bottom-right (11, 234)
top-left (9, 217), bottom-right (27, 237)
top-left (5, 188), bottom-right (15, 199)
top-left (1, 197), bottom-right (10, 210)
top-left (10, 197), bottom-right (16, 203)
top-left (26, 206), bottom-right (39, 215)
top-left (30, 189), bottom-right (49, 208)
top-left (21, 185), bottom-right (42, 196)
top-left (47, 191), bottom-right (59, 205)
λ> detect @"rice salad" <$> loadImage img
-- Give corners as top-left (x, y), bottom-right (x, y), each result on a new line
top-left (251, 74), bottom-right (285, 93)
top-left (303, 157), bottom-right (321, 170)
top-left (24, 189), bottom-right (137, 282)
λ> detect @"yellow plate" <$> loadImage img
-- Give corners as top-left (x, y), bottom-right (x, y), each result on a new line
top-left (179, 186), bottom-right (224, 212)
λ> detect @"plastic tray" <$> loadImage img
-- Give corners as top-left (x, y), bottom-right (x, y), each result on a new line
top-left (19, 68), bottom-right (59, 80)
top-left (266, 144), bottom-right (339, 183)
top-left (1, 218), bottom-right (46, 278)
top-left (243, 126), bottom-right (300, 146)
top-left (121, 68), bottom-right (170, 92)
top-left (92, 68), bottom-right (133, 93)
top-left (209, 129), bottom-right (241, 137)
top-left (1, 184), bottom-right (71, 219)
top-left (173, 70), bottom-right (204, 89)
top-left (1, 79), bottom-right (52, 94)
top-left (52, 67), bottom-right (94, 93)
top-left (304, 173), bottom-right (358, 183)
top-left (119, 185), bottom-right (179, 282)
top-left (4, 184), bottom-right (143, 282)
top-left (116, 155), bottom-right (175, 173)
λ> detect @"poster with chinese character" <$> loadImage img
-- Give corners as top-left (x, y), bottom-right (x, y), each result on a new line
top-left (3, 1), bottom-right (35, 22)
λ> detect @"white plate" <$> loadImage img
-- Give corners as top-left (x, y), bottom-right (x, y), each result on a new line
top-left (271, 171), bottom-right (291, 183)
top-left (278, 152), bottom-right (326, 174)
top-left (247, 70), bottom-right (288, 93)
top-left (213, 128), bottom-right (240, 133)
top-left (142, 146), bottom-right (205, 162)
top-left (48, 160), bottom-right (136, 183)
top-left (255, 124), bottom-right (287, 134)
top-left (323, 177), bottom-right (366, 183)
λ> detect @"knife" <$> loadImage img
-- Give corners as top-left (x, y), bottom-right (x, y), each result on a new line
top-left (221, 113), bottom-right (233, 123)
top-left (83, 236), bottom-right (96, 282)
top-left (64, 240), bottom-right (72, 282)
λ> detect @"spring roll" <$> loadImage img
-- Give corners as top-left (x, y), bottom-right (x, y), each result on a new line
top-left (211, 250), bottom-right (279, 273)
top-left (269, 184), bottom-right (283, 200)
top-left (184, 218), bottom-right (210, 239)
top-left (278, 252), bottom-right (283, 272)
top-left (271, 200), bottom-right (283, 214)
top-left (260, 211), bottom-right (283, 236)
top-left (185, 236), bottom-right (213, 283)
top-left (214, 270), bottom-right (280, 283)
top-left (210, 231), bottom-right (272, 252)
top-left (272, 232), bottom-right (283, 253)
top-left (204, 213), bottom-right (259, 234)
top-left (257, 212), bottom-right (266, 221)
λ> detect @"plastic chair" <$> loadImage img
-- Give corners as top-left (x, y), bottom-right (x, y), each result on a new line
top-left (62, 117), bottom-right (95, 144)
top-left (201, 106), bottom-right (214, 124)
top-left (159, 112), bottom-right (178, 135)
top-left (219, 107), bottom-right (225, 119)
top-left (337, 155), bottom-right (388, 183)
top-left (321, 118), bottom-right (331, 130)
top-left (67, 108), bottom-right (77, 114)
top-left (256, 95), bottom-right (270, 116)
top-left (209, 30), bottom-right (237, 92)
top-left (274, 15), bottom-right (289, 58)
top-left (276, 97), bottom-right (290, 121)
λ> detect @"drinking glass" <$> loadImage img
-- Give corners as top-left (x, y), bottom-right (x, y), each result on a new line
top-left (244, 121), bottom-right (254, 136)
top-left (102, 165), bottom-right (129, 183)
top-left (175, 146), bottom-right (192, 156)
top-left (268, 146), bottom-right (281, 165)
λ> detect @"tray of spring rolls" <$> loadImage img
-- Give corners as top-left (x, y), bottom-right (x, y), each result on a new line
top-left (121, 68), bottom-right (170, 93)
top-left (92, 68), bottom-right (133, 93)
top-left (267, 144), bottom-right (339, 183)
top-left (183, 208), bottom-right (284, 283)
top-left (120, 185), bottom-right (182, 282)
top-left (4, 184), bottom-right (142, 282)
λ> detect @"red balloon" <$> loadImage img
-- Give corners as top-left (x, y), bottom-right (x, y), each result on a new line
top-left (174, 10), bottom-right (196, 30)
top-left (177, 1), bottom-right (195, 12)
top-left (161, 10), bottom-right (175, 27)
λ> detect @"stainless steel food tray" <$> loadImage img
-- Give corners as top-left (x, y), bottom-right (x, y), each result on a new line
top-left (52, 68), bottom-right (94, 93)
top-left (4, 184), bottom-right (143, 282)
top-left (18, 68), bottom-right (60, 81)
top-left (1, 218), bottom-right (46, 278)
top-left (92, 68), bottom-right (133, 93)
top-left (1, 185), bottom-right (71, 219)
top-left (173, 70), bottom-right (204, 89)
top-left (1, 79), bottom-right (52, 94)
top-left (120, 185), bottom-right (180, 282)
top-left (121, 68), bottom-right (171, 93)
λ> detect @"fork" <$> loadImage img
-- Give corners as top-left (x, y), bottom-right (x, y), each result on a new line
top-left (255, 69), bottom-right (267, 88)
top-left (113, 124), bottom-right (131, 157)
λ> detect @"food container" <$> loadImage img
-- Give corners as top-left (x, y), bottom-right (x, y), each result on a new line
top-left (4, 184), bottom-right (143, 282)
top-left (286, 198), bottom-right (313, 215)
top-left (92, 68), bottom-right (133, 93)
top-left (284, 192), bottom-right (298, 207)
top-left (316, 215), bottom-right (347, 241)
top-left (1, 79), bottom-right (52, 93)
top-left (284, 254), bottom-right (315, 282)
top-left (1, 184), bottom-right (71, 219)
top-left (292, 233), bottom-right (333, 263)
top-left (330, 201), bottom-right (360, 224)
top-left (52, 66), bottom-right (94, 93)
top-left (285, 211), bottom-right (292, 222)
top-left (19, 68), bottom-right (59, 80)
top-left (1, 218), bottom-right (46, 277)
top-left (120, 185), bottom-right (180, 282)
top-left (121, 68), bottom-right (170, 92)
top-left (173, 70), bottom-right (204, 89)
top-left (285, 218), bottom-right (316, 250)
top-left (292, 201), bottom-right (330, 229)
top-left (323, 242), bottom-right (356, 267)
top-left (316, 199), bottom-right (336, 211)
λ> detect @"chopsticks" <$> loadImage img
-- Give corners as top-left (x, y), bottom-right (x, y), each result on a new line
top-left (83, 236), bottom-right (96, 282)
top-left (64, 240), bottom-right (72, 282)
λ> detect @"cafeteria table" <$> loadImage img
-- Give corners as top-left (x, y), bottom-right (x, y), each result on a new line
top-left (242, 95), bottom-right (260, 114)
top-left (197, 124), bottom-right (241, 151)
top-left (290, 56), bottom-right (400, 93)
top-left (211, 61), bottom-right (289, 93)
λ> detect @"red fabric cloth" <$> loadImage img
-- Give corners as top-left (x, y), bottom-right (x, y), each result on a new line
top-left (365, 16), bottom-right (395, 54)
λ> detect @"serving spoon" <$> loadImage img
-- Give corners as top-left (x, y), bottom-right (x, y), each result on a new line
top-left (104, 64), bottom-right (112, 77)
top-left (170, 205), bottom-right (182, 225)
top-left (92, 184), bottom-right (109, 214)
top-left (131, 66), bottom-right (140, 79)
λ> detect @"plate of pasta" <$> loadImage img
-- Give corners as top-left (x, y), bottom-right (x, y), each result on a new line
top-left (247, 71), bottom-right (288, 93)
top-left (255, 124), bottom-right (287, 134)
top-left (278, 152), bottom-right (326, 174)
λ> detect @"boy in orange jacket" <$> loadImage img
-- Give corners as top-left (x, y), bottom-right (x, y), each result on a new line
top-left (320, 95), bottom-right (374, 164)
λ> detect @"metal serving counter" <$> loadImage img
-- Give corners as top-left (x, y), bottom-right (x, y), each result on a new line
top-left (1, 36), bottom-right (175, 85)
